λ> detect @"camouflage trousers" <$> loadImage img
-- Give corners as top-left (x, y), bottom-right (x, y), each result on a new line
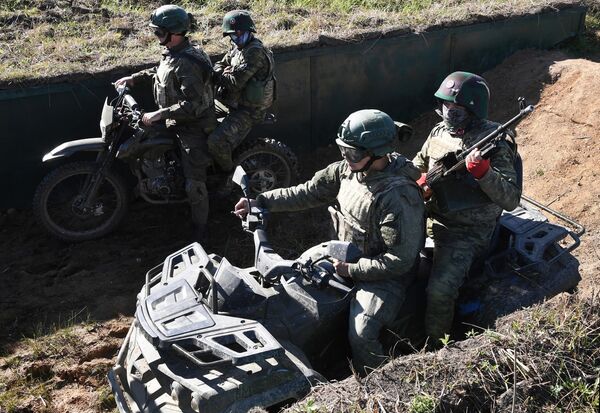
top-left (425, 219), bottom-right (493, 341)
top-left (171, 124), bottom-right (211, 227)
top-left (349, 284), bottom-right (405, 376)
top-left (207, 106), bottom-right (266, 171)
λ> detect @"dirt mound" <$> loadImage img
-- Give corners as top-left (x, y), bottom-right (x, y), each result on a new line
top-left (0, 317), bottom-right (131, 413)
top-left (517, 56), bottom-right (600, 293)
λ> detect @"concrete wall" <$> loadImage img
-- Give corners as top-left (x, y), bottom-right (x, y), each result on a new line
top-left (0, 6), bottom-right (585, 208)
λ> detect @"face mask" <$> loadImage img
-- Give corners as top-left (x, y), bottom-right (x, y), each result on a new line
top-left (441, 104), bottom-right (471, 134)
top-left (230, 32), bottom-right (250, 47)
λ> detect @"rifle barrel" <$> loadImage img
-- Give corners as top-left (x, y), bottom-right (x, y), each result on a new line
top-left (442, 104), bottom-right (534, 177)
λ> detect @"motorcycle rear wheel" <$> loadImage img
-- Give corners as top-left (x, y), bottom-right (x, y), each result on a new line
top-left (233, 138), bottom-right (298, 195)
top-left (33, 161), bottom-right (129, 242)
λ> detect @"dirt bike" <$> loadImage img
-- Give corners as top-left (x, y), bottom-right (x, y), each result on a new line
top-left (108, 166), bottom-right (582, 413)
top-left (32, 85), bottom-right (298, 242)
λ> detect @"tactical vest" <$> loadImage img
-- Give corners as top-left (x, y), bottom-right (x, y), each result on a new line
top-left (154, 44), bottom-right (214, 118)
top-left (232, 39), bottom-right (275, 107)
top-left (328, 173), bottom-right (417, 256)
top-left (426, 121), bottom-right (508, 213)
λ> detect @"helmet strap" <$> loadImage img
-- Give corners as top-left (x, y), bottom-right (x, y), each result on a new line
top-left (354, 155), bottom-right (382, 174)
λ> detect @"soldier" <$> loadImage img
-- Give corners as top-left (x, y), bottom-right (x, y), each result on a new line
top-left (208, 10), bottom-right (275, 172)
top-left (412, 71), bottom-right (521, 344)
top-left (234, 110), bottom-right (425, 375)
top-left (115, 4), bottom-right (216, 241)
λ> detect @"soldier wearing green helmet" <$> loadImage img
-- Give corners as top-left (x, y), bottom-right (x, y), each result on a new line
top-left (234, 109), bottom-right (425, 375)
top-left (207, 9), bottom-right (275, 171)
top-left (412, 71), bottom-right (521, 345)
top-left (115, 4), bottom-right (216, 242)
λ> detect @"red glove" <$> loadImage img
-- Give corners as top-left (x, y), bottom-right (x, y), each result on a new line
top-left (416, 173), bottom-right (432, 200)
top-left (466, 158), bottom-right (490, 179)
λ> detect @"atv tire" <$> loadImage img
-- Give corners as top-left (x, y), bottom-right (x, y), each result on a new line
top-left (33, 161), bottom-right (129, 242)
top-left (233, 138), bottom-right (298, 195)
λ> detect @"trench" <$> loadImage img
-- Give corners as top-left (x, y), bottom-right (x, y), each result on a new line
top-left (0, 6), bottom-right (585, 209)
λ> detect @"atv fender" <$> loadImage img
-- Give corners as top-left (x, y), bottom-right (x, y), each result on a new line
top-left (42, 137), bottom-right (106, 162)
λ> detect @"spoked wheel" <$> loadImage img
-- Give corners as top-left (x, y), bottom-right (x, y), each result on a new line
top-left (233, 138), bottom-right (298, 195)
top-left (33, 161), bottom-right (129, 242)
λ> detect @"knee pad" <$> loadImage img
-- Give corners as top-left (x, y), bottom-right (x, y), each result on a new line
top-left (351, 313), bottom-right (383, 341)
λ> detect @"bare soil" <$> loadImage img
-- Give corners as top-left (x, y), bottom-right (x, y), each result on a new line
top-left (1, 49), bottom-right (600, 412)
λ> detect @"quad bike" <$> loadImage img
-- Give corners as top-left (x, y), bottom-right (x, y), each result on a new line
top-left (32, 85), bottom-right (298, 242)
top-left (108, 166), bottom-right (582, 413)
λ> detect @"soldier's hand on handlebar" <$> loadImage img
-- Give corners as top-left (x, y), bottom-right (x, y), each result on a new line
top-left (332, 259), bottom-right (351, 278)
top-left (142, 110), bottom-right (163, 126)
top-left (234, 198), bottom-right (257, 218)
top-left (114, 76), bottom-right (134, 88)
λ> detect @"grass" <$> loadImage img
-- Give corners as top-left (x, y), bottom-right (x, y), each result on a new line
top-left (0, 0), bottom-right (590, 86)
top-left (562, 6), bottom-right (600, 55)
top-left (284, 293), bottom-right (600, 413)
top-left (0, 311), bottom-right (122, 413)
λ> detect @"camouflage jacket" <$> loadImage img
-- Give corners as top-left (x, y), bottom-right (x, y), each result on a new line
top-left (131, 39), bottom-right (215, 126)
top-left (412, 120), bottom-right (521, 237)
top-left (214, 37), bottom-right (274, 109)
top-left (256, 156), bottom-right (425, 288)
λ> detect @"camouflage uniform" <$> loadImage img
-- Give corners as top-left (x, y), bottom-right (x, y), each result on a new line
top-left (256, 156), bottom-right (425, 373)
top-left (209, 37), bottom-right (275, 170)
top-left (131, 39), bottom-right (216, 226)
top-left (412, 119), bottom-right (521, 340)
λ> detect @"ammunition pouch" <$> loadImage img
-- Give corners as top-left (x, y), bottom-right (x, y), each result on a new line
top-left (426, 153), bottom-right (492, 213)
top-left (328, 205), bottom-right (368, 253)
top-left (243, 78), bottom-right (272, 104)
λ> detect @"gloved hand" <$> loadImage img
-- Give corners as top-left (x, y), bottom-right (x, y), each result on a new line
top-left (466, 149), bottom-right (490, 179)
top-left (416, 173), bottom-right (433, 200)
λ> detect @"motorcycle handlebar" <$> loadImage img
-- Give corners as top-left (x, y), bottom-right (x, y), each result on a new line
top-left (123, 94), bottom-right (139, 112)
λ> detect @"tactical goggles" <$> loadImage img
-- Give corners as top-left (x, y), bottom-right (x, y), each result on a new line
top-left (152, 28), bottom-right (168, 37)
top-left (337, 143), bottom-right (369, 163)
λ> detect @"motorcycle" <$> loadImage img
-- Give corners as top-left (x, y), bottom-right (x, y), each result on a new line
top-left (108, 166), bottom-right (582, 413)
top-left (32, 85), bottom-right (298, 242)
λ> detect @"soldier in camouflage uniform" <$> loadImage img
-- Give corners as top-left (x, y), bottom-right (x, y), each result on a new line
top-left (115, 5), bottom-right (216, 240)
top-left (208, 10), bottom-right (275, 171)
top-left (234, 110), bottom-right (425, 375)
top-left (412, 72), bottom-right (521, 343)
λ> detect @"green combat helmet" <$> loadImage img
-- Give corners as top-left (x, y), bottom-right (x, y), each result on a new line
top-left (336, 109), bottom-right (396, 160)
top-left (222, 10), bottom-right (256, 36)
top-left (150, 4), bottom-right (191, 34)
top-left (434, 71), bottom-right (490, 119)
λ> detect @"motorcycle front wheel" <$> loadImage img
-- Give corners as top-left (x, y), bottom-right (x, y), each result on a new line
top-left (33, 161), bottom-right (129, 242)
top-left (233, 138), bottom-right (299, 195)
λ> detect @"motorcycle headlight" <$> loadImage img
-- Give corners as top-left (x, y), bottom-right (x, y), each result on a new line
top-left (100, 98), bottom-right (114, 139)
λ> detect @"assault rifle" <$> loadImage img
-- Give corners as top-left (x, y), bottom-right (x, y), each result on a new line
top-left (426, 97), bottom-right (534, 186)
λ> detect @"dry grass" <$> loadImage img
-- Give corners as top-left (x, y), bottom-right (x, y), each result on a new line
top-left (285, 293), bottom-right (600, 413)
top-left (0, 0), bottom-right (590, 86)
